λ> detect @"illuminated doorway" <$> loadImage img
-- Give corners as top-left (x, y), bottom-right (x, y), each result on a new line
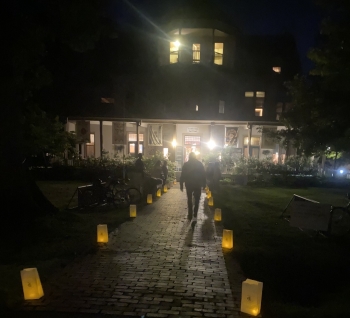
top-left (184, 135), bottom-right (201, 162)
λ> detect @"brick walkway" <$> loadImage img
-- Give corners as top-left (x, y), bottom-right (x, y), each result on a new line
top-left (21, 185), bottom-right (247, 317)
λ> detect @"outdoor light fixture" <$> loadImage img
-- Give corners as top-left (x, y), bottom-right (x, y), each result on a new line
top-left (173, 179), bottom-right (177, 185)
top-left (130, 205), bottom-right (137, 217)
top-left (208, 139), bottom-right (216, 150)
top-left (147, 194), bottom-right (152, 204)
top-left (214, 208), bottom-right (222, 221)
top-left (97, 224), bottom-right (108, 243)
top-left (340, 170), bottom-right (344, 174)
top-left (163, 185), bottom-right (168, 193)
top-left (222, 229), bottom-right (233, 249)
top-left (20, 268), bottom-right (44, 300)
top-left (172, 139), bottom-right (177, 148)
top-left (240, 279), bottom-right (263, 316)
top-left (209, 197), bottom-right (214, 206)
top-left (174, 40), bottom-right (180, 48)
top-left (157, 189), bottom-right (161, 197)
top-left (207, 191), bottom-right (212, 199)
top-left (195, 151), bottom-right (200, 156)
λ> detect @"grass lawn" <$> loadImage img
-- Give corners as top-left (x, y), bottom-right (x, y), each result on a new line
top-left (0, 181), bottom-right (131, 309)
top-left (215, 185), bottom-right (350, 318)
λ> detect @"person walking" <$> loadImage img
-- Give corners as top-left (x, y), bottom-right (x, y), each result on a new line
top-left (180, 152), bottom-right (207, 221)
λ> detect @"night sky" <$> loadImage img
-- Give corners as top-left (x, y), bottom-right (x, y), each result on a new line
top-left (111, 0), bottom-right (323, 74)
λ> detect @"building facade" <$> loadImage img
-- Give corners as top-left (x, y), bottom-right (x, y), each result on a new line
top-left (66, 15), bottom-right (300, 168)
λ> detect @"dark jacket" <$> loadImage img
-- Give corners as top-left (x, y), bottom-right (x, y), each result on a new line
top-left (180, 158), bottom-right (206, 189)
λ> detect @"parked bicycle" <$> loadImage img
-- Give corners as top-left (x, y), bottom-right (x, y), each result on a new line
top-left (79, 178), bottom-right (118, 209)
top-left (328, 193), bottom-right (350, 236)
top-left (112, 177), bottom-right (142, 206)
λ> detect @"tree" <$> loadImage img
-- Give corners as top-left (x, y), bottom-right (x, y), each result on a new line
top-left (1, 0), bottom-right (116, 232)
top-left (272, 0), bottom-right (350, 158)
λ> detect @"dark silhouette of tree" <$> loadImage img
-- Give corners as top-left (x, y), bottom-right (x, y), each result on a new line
top-left (272, 0), bottom-right (350, 157)
top-left (1, 0), bottom-right (116, 233)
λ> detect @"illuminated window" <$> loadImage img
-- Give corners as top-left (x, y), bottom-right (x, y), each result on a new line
top-left (192, 43), bottom-right (200, 63)
top-left (128, 133), bottom-right (144, 142)
top-left (256, 91), bottom-right (265, 108)
top-left (170, 41), bottom-right (180, 64)
top-left (86, 133), bottom-right (95, 157)
top-left (256, 91), bottom-right (265, 98)
top-left (184, 136), bottom-right (201, 145)
top-left (214, 43), bottom-right (224, 65)
top-left (245, 92), bottom-right (254, 97)
top-left (255, 108), bottom-right (263, 117)
top-left (219, 100), bottom-right (225, 113)
top-left (273, 66), bottom-right (281, 73)
top-left (244, 137), bottom-right (260, 146)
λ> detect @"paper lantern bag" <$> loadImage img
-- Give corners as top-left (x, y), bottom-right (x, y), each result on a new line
top-left (240, 279), bottom-right (263, 316)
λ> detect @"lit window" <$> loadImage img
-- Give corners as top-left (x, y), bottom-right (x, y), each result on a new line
top-left (196, 105), bottom-right (199, 111)
top-left (170, 41), bottom-right (180, 64)
top-left (245, 92), bottom-right (254, 97)
top-left (255, 108), bottom-right (263, 117)
top-left (219, 100), bottom-right (225, 113)
top-left (244, 137), bottom-right (260, 146)
top-left (256, 91), bottom-right (265, 108)
top-left (192, 43), bottom-right (200, 63)
top-left (128, 133), bottom-right (144, 142)
top-left (214, 43), bottom-right (224, 65)
top-left (86, 133), bottom-right (94, 145)
top-left (163, 148), bottom-right (169, 158)
top-left (273, 67), bottom-right (281, 73)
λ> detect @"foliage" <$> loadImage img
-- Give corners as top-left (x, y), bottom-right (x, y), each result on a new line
top-left (142, 151), bottom-right (176, 182)
top-left (23, 105), bottom-right (77, 160)
top-left (272, 1), bottom-right (350, 156)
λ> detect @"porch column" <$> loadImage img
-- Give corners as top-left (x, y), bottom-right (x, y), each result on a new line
top-left (135, 121), bottom-right (140, 156)
top-left (99, 120), bottom-right (103, 158)
top-left (247, 123), bottom-right (252, 158)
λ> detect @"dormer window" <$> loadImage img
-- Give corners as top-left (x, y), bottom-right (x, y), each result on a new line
top-left (273, 66), bottom-right (281, 73)
top-left (192, 44), bottom-right (200, 63)
top-left (214, 43), bottom-right (224, 65)
top-left (170, 41), bottom-right (180, 64)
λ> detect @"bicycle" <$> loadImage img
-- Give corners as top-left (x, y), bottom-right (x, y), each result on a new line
top-left (328, 193), bottom-right (350, 236)
top-left (112, 178), bottom-right (142, 206)
top-left (80, 180), bottom-right (130, 208)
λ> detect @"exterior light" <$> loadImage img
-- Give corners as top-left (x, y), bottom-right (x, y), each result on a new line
top-left (208, 139), bottom-right (216, 150)
top-left (97, 224), bottom-right (108, 243)
top-left (240, 279), bottom-right (263, 316)
top-left (207, 191), bottom-right (212, 199)
top-left (222, 229), bottom-right (233, 249)
top-left (174, 40), bottom-right (180, 48)
top-left (172, 139), bottom-right (177, 148)
top-left (195, 151), bottom-right (200, 156)
top-left (147, 194), bottom-right (152, 204)
top-left (340, 170), bottom-right (344, 174)
top-left (20, 268), bottom-right (44, 300)
top-left (208, 197), bottom-right (214, 206)
top-left (130, 205), bottom-right (137, 217)
top-left (214, 208), bottom-right (222, 221)
top-left (163, 185), bottom-right (168, 193)
top-left (156, 189), bottom-right (161, 197)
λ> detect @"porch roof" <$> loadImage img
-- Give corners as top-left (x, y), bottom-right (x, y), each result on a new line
top-left (67, 116), bottom-right (281, 127)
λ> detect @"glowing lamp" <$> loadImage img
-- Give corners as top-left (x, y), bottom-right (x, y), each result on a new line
top-left (20, 268), bottom-right (44, 300)
top-left (157, 189), bottom-right (161, 197)
top-left (97, 224), bottom-right (108, 243)
top-left (173, 179), bottom-right (177, 185)
top-left (208, 139), bottom-right (216, 150)
top-left (147, 194), bottom-right (152, 204)
top-left (207, 191), bottom-right (211, 199)
top-left (208, 197), bottom-right (214, 206)
top-left (214, 208), bottom-right (222, 221)
top-left (222, 229), bottom-right (233, 249)
top-left (163, 185), bottom-right (168, 193)
top-left (130, 204), bottom-right (137, 217)
top-left (240, 279), bottom-right (263, 316)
